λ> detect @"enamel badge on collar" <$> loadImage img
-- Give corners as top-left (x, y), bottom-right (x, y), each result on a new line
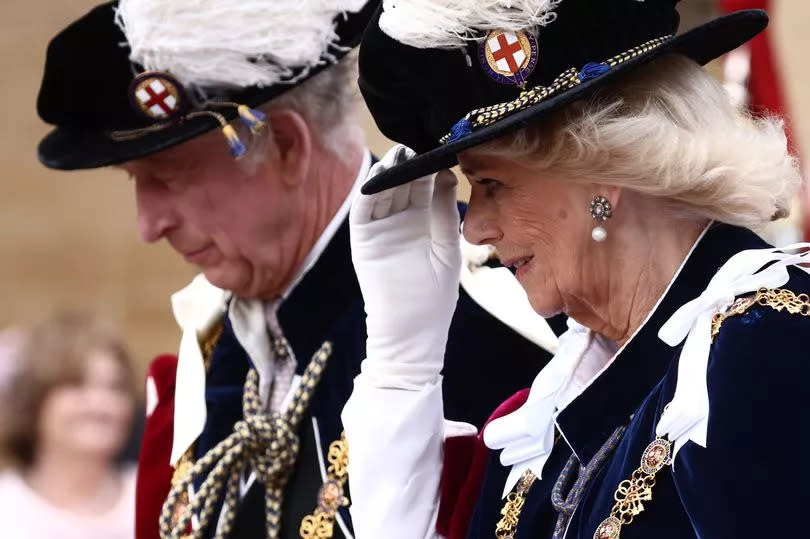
top-left (479, 29), bottom-right (538, 87)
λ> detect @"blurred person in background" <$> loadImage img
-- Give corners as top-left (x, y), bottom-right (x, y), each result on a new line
top-left (0, 312), bottom-right (137, 539)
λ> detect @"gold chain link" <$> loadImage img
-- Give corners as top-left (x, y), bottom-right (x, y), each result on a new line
top-left (593, 286), bottom-right (809, 538)
top-left (593, 439), bottom-right (672, 539)
top-left (711, 287), bottom-right (810, 339)
top-left (495, 470), bottom-right (537, 539)
top-left (299, 433), bottom-right (350, 538)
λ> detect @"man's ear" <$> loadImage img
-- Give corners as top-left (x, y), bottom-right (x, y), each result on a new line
top-left (266, 108), bottom-right (312, 186)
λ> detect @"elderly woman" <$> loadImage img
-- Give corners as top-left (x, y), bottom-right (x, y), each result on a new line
top-left (341, 1), bottom-right (808, 538)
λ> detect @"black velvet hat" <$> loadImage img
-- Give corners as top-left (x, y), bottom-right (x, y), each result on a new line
top-left (359, 0), bottom-right (768, 194)
top-left (37, 1), bottom-right (379, 170)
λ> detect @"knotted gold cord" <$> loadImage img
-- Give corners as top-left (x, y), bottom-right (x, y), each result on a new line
top-left (159, 342), bottom-right (333, 539)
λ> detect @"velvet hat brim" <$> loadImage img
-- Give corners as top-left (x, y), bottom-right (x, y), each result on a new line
top-left (360, 7), bottom-right (768, 195)
top-left (37, 1), bottom-right (379, 170)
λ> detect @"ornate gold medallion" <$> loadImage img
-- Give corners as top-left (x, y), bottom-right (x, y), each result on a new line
top-left (300, 433), bottom-right (350, 539)
top-left (317, 479), bottom-right (349, 514)
top-left (593, 438), bottom-right (672, 539)
top-left (593, 516), bottom-right (622, 539)
top-left (640, 438), bottom-right (671, 475)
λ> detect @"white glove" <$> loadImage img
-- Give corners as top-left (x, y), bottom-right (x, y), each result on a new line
top-left (350, 144), bottom-right (462, 389)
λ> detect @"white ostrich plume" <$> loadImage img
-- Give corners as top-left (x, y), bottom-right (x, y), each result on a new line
top-left (115, 0), bottom-right (368, 90)
top-left (379, 0), bottom-right (564, 49)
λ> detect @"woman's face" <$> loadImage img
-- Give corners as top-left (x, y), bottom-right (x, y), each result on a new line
top-left (37, 351), bottom-right (135, 460)
top-left (459, 151), bottom-right (597, 317)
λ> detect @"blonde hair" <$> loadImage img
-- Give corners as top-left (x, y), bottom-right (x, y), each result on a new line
top-left (471, 54), bottom-right (802, 230)
top-left (0, 312), bottom-right (136, 468)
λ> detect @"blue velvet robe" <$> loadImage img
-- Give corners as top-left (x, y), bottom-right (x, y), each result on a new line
top-left (194, 213), bottom-right (555, 538)
top-left (464, 223), bottom-right (809, 538)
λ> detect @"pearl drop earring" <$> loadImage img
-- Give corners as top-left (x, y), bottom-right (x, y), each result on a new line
top-left (589, 195), bottom-right (612, 242)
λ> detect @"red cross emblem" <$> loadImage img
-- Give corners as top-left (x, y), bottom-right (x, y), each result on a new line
top-left (128, 72), bottom-right (187, 122)
top-left (479, 29), bottom-right (539, 86)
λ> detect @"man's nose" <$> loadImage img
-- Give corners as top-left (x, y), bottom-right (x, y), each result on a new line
top-left (134, 178), bottom-right (178, 243)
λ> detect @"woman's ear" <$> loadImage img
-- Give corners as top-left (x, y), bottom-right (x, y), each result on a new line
top-left (599, 186), bottom-right (622, 211)
top-left (265, 108), bottom-right (312, 187)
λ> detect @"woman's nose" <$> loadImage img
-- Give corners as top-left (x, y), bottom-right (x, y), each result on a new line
top-left (463, 193), bottom-right (502, 245)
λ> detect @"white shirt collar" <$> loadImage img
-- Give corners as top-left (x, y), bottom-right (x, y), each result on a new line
top-left (277, 149), bottom-right (371, 302)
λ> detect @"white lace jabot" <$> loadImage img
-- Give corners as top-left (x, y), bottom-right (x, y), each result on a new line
top-left (483, 319), bottom-right (615, 497)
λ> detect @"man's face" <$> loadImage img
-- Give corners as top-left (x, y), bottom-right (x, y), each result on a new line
top-left (121, 129), bottom-right (309, 298)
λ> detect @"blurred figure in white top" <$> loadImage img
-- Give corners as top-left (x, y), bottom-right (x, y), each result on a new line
top-left (0, 312), bottom-right (137, 539)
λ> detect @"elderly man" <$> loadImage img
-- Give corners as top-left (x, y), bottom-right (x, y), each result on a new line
top-left (36, 1), bottom-right (559, 539)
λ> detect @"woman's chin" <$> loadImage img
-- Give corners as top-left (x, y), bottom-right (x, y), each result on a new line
top-left (526, 293), bottom-right (563, 318)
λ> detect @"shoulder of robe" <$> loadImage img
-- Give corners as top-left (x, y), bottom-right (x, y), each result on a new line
top-left (708, 266), bottom-right (810, 383)
top-left (711, 266), bottom-right (810, 346)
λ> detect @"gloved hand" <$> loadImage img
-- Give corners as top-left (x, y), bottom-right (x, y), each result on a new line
top-left (350, 145), bottom-right (462, 389)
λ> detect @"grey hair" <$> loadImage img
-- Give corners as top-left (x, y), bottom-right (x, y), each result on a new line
top-left (237, 50), bottom-right (364, 171)
top-left (470, 54), bottom-right (802, 231)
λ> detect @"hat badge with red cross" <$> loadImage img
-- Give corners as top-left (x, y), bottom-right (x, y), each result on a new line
top-left (128, 71), bottom-right (189, 123)
top-left (479, 29), bottom-right (539, 86)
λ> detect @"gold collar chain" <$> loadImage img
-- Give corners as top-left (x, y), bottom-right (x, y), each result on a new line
top-left (496, 469), bottom-right (538, 538)
top-left (593, 438), bottom-right (672, 539)
top-left (299, 432), bottom-right (350, 538)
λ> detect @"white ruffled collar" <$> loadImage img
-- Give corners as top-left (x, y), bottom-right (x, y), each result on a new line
top-left (482, 319), bottom-right (614, 497)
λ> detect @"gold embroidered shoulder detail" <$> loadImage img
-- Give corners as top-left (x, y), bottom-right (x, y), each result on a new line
top-left (711, 287), bottom-right (810, 340)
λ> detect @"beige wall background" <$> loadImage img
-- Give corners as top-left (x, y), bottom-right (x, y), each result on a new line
top-left (1, 1), bottom-right (808, 378)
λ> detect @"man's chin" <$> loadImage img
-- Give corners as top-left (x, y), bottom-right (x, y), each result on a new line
top-left (201, 267), bottom-right (247, 295)
top-left (201, 267), bottom-right (279, 299)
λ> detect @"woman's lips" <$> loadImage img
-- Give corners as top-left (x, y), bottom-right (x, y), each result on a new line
top-left (502, 255), bottom-right (535, 279)
top-left (514, 256), bottom-right (534, 280)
